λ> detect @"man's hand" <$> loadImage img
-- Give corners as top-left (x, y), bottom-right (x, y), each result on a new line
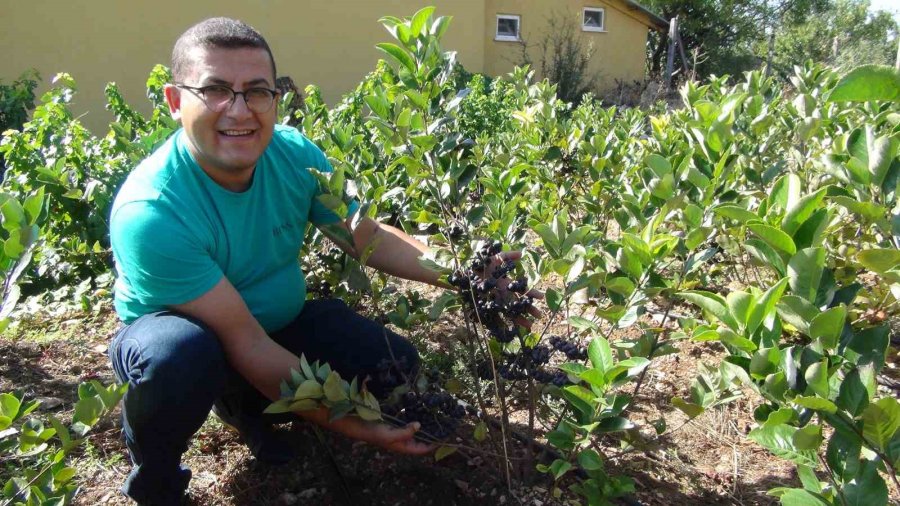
top-left (364, 421), bottom-right (437, 455)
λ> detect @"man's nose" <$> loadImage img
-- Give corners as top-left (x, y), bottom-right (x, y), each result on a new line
top-left (225, 93), bottom-right (253, 117)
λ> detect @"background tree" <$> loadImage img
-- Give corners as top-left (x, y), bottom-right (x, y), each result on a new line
top-left (644, 0), bottom-right (898, 81)
top-left (767, 0), bottom-right (899, 75)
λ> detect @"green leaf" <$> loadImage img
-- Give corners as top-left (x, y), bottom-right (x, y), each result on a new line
top-left (409, 6), bottom-right (436, 37)
top-left (787, 248), bottom-right (826, 304)
top-left (587, 337), bottom-right (613, 374)
top-left (714, 204), bottom-right (759, 224)
top-left (837, 365), bottom-right (875, 416)
top-left (748, 424), bottom-right (817, 467)
top-left (428, 292), bottom-right (457, 321)
top-left (777, 488), bottom-right (830, 506)
top-left (546, 427), bottom-right (575, 451)
top-left (364, 95), bottom-right (390, 120)
top-left (672, 397), bottom-right (705, 418)
top-left (434, 445), bottom-right (457, 462)
top-left (831, 196), bottom-right (886, 222)
top-left (545, 288), bottom-right (562, 311)
top-left (751, 347), bottom-right (782, 379)
top-left (803, 360), bottom-right (829, 398)
top-left (747, 278), bottom-right (789, 336)
top-left (856, 248), bottom-right (900, 274)
top-left (51, 466), bottom-right (77, 487)
top-left (597, 417), bottom-right (635, 432)
top-left (605, 276), bottom-right (635, 297)
top-left (263, 399), bottom-right (294, 414)
top-left (868, 135), bottom-right (897, 187)
top-left (808, 305), bottom-right (846, 350)
top-left (827, 64), bottom-right (900, 102)
top-left (748, 223), bottom-right (796, 256)
top-left (299, 354), bottom-right (315, 381)
top-left (355, 391), bottom-right (381, 421)
top-left (0, 393), bottom-right (21, 423)
top-left (549, 459), bottom-right (573, 479)
top-left (677, 290), bottom-right (740, 331)
top-left (826, 429), bottom-right (861, 482)
top-left (726, 291), bottom-right (753, 331)
top-left (845, 325), bottom-right (889, 371)
top-left (72, 396), bottom-right (104, 427)
top-left (792, 396), bottom-right (837, 413)
top-left (792, 424), bottom-right (823, 451)
top-left (842, 459), bottom-right (888, 506)
top-left (861, 397), bottom-right (900, 451)
top-left (294, 379), bottom-right (324, 400)
top-left (577, 449), bottom-right (604, 471)
top-left (289, 399), bottom-right (320, 411)
top-left (646, 154), bottom-right (672, 177)
top-left (473, 422), bottom-right (487, 442)
top-left (532, 223), bottom-right (560, 258)
top-left (782, 188), bottom-right (827, 237)
top-left (776, 295), bottom-right (818, 334)
top-left (745, 239), bottom-right (787, 277)
top-left (579, 369), bottom-right (607, 390)
top-left (323, 371), bottom-right (348, 402)
top-left (568, 315), bottom-right (599, 332)
top-left (791, 208), bottom-right (829, 250)
top-left (375, 43), bottom-right (416, 74)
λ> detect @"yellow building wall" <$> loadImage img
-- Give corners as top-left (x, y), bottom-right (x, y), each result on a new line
top-left (484, 0), bottom-right (653, 93)
top-left (1, 1), bottom-right (485, 133)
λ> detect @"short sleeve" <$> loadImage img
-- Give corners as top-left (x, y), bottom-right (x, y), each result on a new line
top-left (110, 201), bottom-right (223, 306)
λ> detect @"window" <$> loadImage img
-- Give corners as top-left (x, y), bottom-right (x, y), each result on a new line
top-left (582, 7), bottom-right (605, 32)
top-left (495, 14), bottom-right (520, 41)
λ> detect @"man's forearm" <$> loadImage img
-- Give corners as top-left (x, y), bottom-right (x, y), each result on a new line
top-left (351, 219), bottom-right (449, 287)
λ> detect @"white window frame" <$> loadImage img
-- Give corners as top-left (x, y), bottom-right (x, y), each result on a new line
top-left (582, 7), bottom-right (606, 32)
top-left (495, 14), bottom-right (521, 42)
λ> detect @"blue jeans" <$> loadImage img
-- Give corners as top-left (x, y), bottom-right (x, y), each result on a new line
top-left (108, 298), bottom-right (419, 505)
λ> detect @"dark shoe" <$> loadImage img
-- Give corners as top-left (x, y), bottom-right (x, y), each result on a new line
top-left (123, 465), bottom-right (191, 505)
top-left (211, 405), bottom-right (296, 465)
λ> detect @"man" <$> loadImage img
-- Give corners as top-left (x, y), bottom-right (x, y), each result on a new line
top-left (108, 17), bottom-right (529, 505)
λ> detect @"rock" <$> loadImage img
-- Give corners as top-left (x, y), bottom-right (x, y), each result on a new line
top-left (36, 397), bottom-right (64, 410)
top-left (454, 479), bottom-right (469, 492)
top-left (278, 492), bottom-right (297, 505)
top-left (297, 488), bottom-right (318, 499)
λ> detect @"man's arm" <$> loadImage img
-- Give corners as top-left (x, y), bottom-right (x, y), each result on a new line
top-left (320, 217), bottom-right (448, 287)
top-left (171, 277), bottom-right (433, 455)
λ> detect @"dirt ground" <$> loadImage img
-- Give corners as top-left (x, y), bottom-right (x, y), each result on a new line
top-left (2, 302), bottom-right (879, 506)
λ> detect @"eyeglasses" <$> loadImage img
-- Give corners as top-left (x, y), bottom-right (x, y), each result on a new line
top-left (174, 83), bottom-right (278, 113)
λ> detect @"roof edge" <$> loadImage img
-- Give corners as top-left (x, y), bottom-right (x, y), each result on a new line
top-left (622, 0), bottom-right (668, 30)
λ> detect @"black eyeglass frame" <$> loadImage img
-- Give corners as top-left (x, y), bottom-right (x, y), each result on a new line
top-left (173, 83), bottom-right (280, 113)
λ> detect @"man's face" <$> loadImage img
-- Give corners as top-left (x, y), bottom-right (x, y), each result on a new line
top-left (165, 46), bottom-right (277, 186)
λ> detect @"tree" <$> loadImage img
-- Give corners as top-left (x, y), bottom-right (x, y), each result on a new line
top-left (643, 0), bottom-right (767, 79)
top-left (768, 0), bottom-right (899, 75)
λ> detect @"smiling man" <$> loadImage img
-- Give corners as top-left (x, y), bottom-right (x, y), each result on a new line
top-left (107, 17), bottom-right (445, 505)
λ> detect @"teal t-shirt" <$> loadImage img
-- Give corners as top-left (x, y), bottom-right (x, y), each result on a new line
top-left (110, 125), bottom-right (356, 332)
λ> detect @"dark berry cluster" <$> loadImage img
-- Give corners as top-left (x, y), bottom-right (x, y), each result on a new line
top-left (448, 241), bottom-right (534, 345)
top-left (370, 357), bottom-right (410, 398)
top-left (548, 335), bottom-right (587, 360)
top-left (384, 389), bottom-right (474, 441)
top-left (477, 336), bottom-right (587, 387)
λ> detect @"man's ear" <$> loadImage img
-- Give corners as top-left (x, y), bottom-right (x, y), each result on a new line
top-left (163, 84), bottom-right (182, 121)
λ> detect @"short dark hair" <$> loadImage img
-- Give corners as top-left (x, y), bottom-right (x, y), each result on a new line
top-left (171, 17), bottom-right (277, 82)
